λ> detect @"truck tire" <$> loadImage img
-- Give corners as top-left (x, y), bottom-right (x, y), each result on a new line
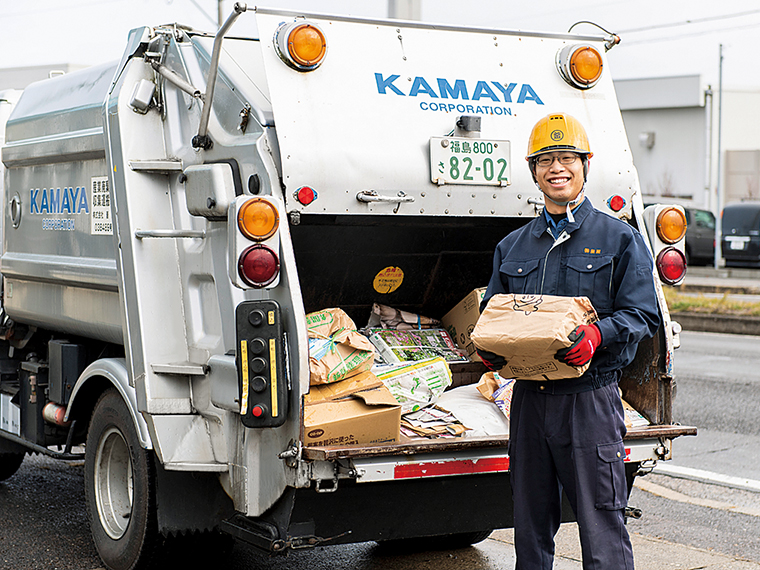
top-left (84, 389), bottom-right (160, 570)
top-left (0, 452), bottom-right (25, 481)
top-left (378, 529), bottom-right (493, 552)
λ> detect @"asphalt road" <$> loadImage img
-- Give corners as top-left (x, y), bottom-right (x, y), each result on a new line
top-left (2, 331), bottom-right (759, 570)
top-left (669, 330), bottom-right (760, 482)
top-left (630, 330), bottom-right (760, 563)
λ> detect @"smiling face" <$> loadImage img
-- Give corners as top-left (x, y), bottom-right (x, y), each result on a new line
top-left (534, 151), bottom-right (586, 214)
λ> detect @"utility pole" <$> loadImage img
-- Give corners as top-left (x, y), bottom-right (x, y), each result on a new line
top-left (713, 44), bottom-right (723, 270)
top-left (218, 0), bottom-right (224, 28)
top-left (388, 0), bottom-right (421, 20)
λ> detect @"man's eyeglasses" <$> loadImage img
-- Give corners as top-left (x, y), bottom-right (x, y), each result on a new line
top-left (535, 154), bottom-right (579, 167)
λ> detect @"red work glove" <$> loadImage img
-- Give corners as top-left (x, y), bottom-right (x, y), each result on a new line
top-left (555, 324), bottom-right (601, 367)
top-left (476, 348), bottom-right (507, 372)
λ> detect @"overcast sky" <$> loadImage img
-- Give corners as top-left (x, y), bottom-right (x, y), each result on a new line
top-left (1, 0), bottom-right (758, 90)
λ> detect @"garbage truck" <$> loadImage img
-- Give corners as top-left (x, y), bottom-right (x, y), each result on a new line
top-left (0, 5), bottom-right (696, 569)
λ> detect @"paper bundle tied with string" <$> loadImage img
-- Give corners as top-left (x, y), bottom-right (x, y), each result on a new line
top-left (366, 303), bottom-right (441, 330)
top-left (307, 308), bottom-right (376, 385)
top-left (471, 294), bottom-right (598, 381)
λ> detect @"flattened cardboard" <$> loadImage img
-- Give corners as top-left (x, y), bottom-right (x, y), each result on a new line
top-left (471, 294), bottom-right (598, 381)
top-left (303, 384), bottom-right (401, 447)
top-left (303, 371), bottom-right (383, 405)
top-left (442, 288), bottom-right (486, 362)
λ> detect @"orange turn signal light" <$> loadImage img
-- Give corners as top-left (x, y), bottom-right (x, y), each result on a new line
top-left (238, 198), bottom-right (279, 241)
top-left (289, 24), bottom-right (326, 66)
top-left (275, 21), bottom-right (327, 71)
top-left (557, 44), bottom-right (603, 89)
top-left (656, 207), bottom-right (687, 244)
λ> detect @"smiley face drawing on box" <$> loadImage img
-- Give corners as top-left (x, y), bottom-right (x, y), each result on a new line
top-left (512, 295), bottom-right (543, 315)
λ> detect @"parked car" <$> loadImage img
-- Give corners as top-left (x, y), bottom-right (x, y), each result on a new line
top-left (721, 202), bottom-right (760, 267)
top-left (684, 207), bottom-right (716, 265)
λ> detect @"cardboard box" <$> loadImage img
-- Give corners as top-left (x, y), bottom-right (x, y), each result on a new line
top-left (471, 294), bottom-right (598, 381)
top-left (441, 288), bottom-right (486, 362)
top-left (368, 328), bottom-right (467, 364)
top-left (303, 382), bottom-right (401, 447)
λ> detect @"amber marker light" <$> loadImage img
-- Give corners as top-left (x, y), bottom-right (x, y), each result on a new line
top-left (289, 24), bottom-right (326, 66)
top-left (275, 21), bottom-right (327, 71)
top-left (557, 44), bottom-right (604, 89)
top-left (238, 198), bottom-right (279, 241)
top-left (570, 46), bottom-right (603, 84)
top-left (656, 207), bottom-right (687, 244)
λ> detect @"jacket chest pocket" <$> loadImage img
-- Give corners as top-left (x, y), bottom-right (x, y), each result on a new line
top-left (565, 255), bottom-right (614, 312)
top-left (500, 259), bottom-right (541, 294)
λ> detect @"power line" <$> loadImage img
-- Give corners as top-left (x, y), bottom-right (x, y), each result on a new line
top-left (187, 0), bottom-right (218, 27)
top-left (618, 20), bottom-right (760, 47)
top-left (618, 8), bottom-right (760, 34)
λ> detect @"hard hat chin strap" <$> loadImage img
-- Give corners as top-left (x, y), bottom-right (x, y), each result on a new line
top-left (542, 187), bottom-right (584, 223)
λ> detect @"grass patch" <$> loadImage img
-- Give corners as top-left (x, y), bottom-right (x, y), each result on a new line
top-left (663, 288), bottom-right (760, 316)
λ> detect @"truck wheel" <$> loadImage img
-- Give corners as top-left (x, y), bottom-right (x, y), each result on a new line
top-left (0, 452), bottom-right (25, 481)
top-left (378, 529), bottom-right (493, 552)
top-left (448, 529), bottom-right (493, 546)
top-left (85, 389), bottom-right (160, 570)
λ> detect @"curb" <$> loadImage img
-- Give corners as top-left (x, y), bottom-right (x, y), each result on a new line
top-left (671, 312), bottom-right (760, 336)
top-left (680, 284), bottom-right (760, 295)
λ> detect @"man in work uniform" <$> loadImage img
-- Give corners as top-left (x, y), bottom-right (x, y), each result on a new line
top-left (479, 113), bottom-right (661, 569)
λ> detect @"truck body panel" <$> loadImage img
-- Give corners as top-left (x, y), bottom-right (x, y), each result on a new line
top-left (0, 8), bottom-right (695, 569)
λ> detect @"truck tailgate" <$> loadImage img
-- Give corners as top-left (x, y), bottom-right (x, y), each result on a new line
top-left (303, 423), bottom-right (696, 462)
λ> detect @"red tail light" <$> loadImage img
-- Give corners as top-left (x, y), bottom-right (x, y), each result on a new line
top-left (238, 245), bottom-right (280, 287)
top-left (656, 247), bottom-right (686, 285)
top-left (230, 196), bottom-right (282, 289)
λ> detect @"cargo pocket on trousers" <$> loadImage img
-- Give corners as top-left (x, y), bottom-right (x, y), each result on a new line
top-left (595, 440), bottom-right (627, 510)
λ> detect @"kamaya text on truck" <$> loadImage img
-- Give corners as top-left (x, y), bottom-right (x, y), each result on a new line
top-left (0, 5), bottom-right (695, 570)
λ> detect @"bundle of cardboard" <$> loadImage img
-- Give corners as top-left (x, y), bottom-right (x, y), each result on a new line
top-left (472, 294), bottom-right (598, 381)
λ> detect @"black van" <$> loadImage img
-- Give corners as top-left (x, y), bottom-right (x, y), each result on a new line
top-left (722, 202), bottom-right (760, 267)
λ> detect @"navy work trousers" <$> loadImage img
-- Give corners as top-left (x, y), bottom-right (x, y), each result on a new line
top-left (509, 381), bottom-right (634, 570)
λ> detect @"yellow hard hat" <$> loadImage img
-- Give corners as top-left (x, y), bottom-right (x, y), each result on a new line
top-left (526, 113), bottom-right (593, 159)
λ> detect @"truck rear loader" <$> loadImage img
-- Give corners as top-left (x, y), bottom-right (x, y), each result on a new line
top-left (0, 5), bottom-right (695, 570)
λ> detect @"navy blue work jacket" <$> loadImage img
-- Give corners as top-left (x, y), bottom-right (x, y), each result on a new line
top-left (482, 198), bottom-right (661, 379)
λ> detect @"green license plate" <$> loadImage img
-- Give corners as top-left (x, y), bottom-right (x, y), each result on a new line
top-left (430, 137), bottom-right (511, 186)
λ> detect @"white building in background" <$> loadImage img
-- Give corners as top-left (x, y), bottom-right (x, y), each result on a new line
top-left (614, 75), bottom-right (760, 213)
